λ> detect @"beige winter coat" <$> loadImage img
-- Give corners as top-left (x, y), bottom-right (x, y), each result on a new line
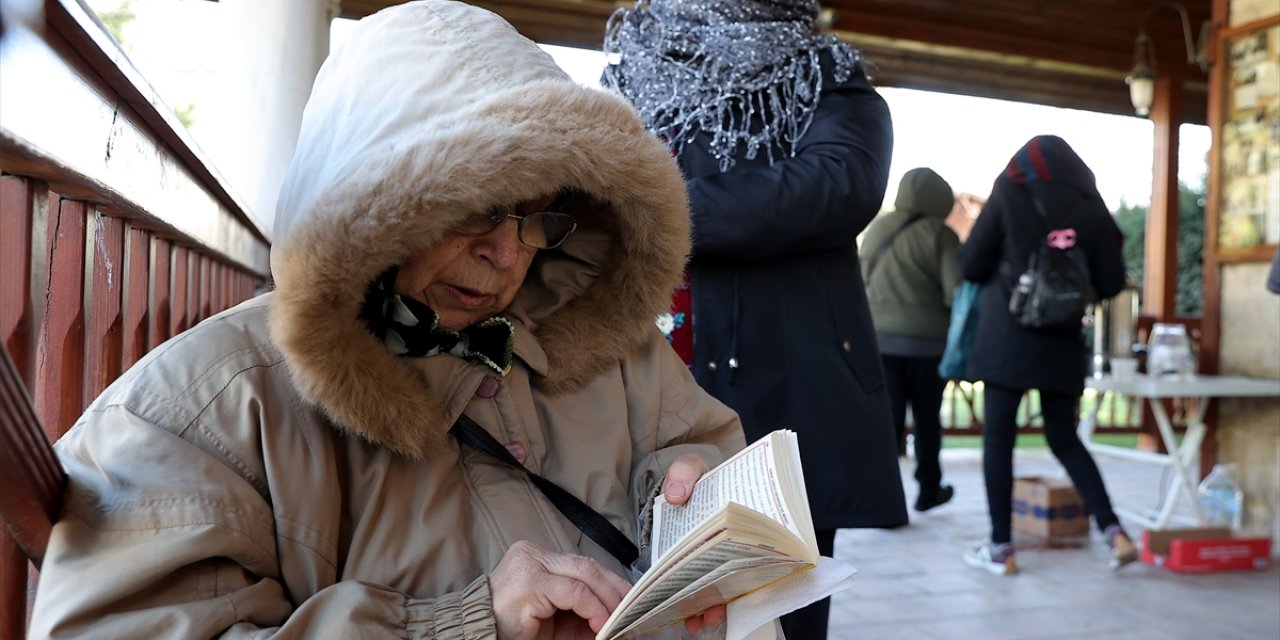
top-left (29, 2), bottom-right (744, 638)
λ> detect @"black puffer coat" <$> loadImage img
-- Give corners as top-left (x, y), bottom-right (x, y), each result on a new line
top-left (683, 61), bottom-right (908, 530)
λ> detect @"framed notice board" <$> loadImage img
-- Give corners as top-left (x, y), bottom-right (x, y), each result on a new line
top-left (1215, 18), bottom-right (1280, 257)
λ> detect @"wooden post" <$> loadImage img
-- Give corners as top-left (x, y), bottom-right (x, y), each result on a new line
top-left (1144, 74), bottom-right (1183, 322)
top-left (149, 239), bottom-right (172, 350)
top-left (0, 177), bottom-right (35, 378)
top-left (170, 247), bottom-right (190, 337)
top-left (121, 227), bottom-right (151, 370)
top-left (34, 196), bottom-right (86, 440)
top-left (0, 534), bottom-right (24, 640)
top-left (0, 176), bottom-right (36, 640)
top-left (83, 212), bottom-right (124, 403)
top-left (1137, 75), bottom-right (1185, 453)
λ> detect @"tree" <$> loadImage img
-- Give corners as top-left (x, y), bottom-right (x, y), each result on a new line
top-left (1111, 178), bottom-right (1206, 317)
top-left (89, 1), bottom-right (195, 130)
top-left (95, 0), bottom-right (134, 48)
top-left (173, 103), bottom-right (197, 130)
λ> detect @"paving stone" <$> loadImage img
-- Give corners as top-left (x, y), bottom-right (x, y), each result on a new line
top-left (826, 449), bottom-right (1280, 639)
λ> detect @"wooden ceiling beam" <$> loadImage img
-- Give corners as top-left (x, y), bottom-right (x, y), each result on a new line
top-left (467, 2), bottom-right (613, 48)
top-left (334, 1), bottom-right (1212, 124)
top-left (828, 0), bottom-right (1211, 44)
top-left (861, 44), bottom-right (1208, 123)
top-left (831, 9), bottom-right (1208, 75)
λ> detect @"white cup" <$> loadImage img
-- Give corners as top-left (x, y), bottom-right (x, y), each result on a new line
top-left (1110, 357), bottom-right (1138, 380)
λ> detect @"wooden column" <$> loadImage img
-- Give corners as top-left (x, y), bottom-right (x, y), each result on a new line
top-left (1144, 74), bottom-right (1184, 322)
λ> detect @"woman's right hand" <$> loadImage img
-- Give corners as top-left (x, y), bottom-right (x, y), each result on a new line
top-left (490, 540), bottom-right (633, 639)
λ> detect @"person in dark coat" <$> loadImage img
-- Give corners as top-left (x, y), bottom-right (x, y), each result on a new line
top-left (957, 135), bottom-right (1137, 576)
top-left (604, 1), bottom-right (907, 635)
top-left (861, 167), bottom-right (959, 513)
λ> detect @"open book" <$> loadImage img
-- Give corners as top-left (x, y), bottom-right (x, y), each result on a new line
top-left (596, 430), bottom-right (817, 640)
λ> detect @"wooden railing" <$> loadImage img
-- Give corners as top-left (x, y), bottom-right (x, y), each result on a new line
top-left (0, 178), bottom-right (263, 433)
top-left (935, 313), bottom-right (1204, 439)
top-left (0, 1), bottom-right (271, 635)
top-left (939, 381), bottom-right (1143, 436)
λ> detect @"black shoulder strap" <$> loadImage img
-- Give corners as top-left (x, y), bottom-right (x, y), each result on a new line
top-left (1001, 189), bottom-right (1056, 286)
top-left (450, 414), bottom-right (640, 568)
top-left (865, 213), bottom-right (926, 281)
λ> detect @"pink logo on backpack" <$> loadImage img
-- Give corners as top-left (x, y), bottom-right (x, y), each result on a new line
top-left (1047, 228), bottom-right (1077, 249)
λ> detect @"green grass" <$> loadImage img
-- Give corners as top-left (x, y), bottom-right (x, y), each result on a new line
top-left (940, 381), bottom-right (1142, 430)
top-left (942, 433), bottom-right (1141, 450)
top-left (938, 381), bottom-right (1147, 450)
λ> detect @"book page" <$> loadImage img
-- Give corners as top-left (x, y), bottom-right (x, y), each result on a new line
top-left (597, 430), bottom-right (815, 640)
top-left (613, 534), bottom-right (793, 631)
top-left (652, 431), bottom-right (800, 561)
top-left (614, 557), bottom-right (811, 638)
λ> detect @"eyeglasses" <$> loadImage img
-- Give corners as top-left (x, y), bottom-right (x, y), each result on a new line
top-left (450, 204), bottom-right (578, 249)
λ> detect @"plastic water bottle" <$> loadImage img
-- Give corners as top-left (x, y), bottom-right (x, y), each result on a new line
top-left (1197, 463), bottom-right (1244, 530)
top-left (1009, 272), bottom-right (1033, 314)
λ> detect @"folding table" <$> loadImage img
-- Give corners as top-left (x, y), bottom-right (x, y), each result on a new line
top-left (1078, 375), bottom-right (1280, 529)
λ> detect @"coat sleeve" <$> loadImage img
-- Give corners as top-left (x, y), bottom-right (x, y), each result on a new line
top-left (625, 331), bottom-right (746, 528)
top-left (685, 71), bottom-right (893, 262)
top-left (1089, 203), bottom-right (1128, 301)
top-left (29, 406), bottom-right (496, 640)
top-left (937, 225), bottom-right (962, 306)
top-left (957, 193), bottom-right (1005, 283)
top-left (857, 218), bottom-right (887, 283)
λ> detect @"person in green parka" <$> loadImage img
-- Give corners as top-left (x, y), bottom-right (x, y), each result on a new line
top-left (860, 167), bottom-right (959, 512)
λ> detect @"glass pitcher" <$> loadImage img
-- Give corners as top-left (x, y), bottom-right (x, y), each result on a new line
top-left (1147, 323), bottom-right (1195, 378)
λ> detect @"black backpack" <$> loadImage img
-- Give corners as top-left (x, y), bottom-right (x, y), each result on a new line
top-left (1007, 193), bottom-right (1095, 332)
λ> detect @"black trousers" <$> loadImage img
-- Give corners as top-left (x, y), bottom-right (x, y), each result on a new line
top-left (779, 528), bottom-right (836, 639)
top-left (882, 354), bottom-right (945, 492)
top-left (982, 384), bottom-right (1120, 544)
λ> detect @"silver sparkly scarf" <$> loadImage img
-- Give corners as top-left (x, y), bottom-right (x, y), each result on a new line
top-left (602, 0), bottom-right (862, 171)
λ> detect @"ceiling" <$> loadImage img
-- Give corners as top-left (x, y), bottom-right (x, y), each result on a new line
top-left (338, 1), bottom-right (1212, 124)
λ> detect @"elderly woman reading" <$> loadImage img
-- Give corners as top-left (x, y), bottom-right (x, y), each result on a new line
top-left (29, 2), bottom-right (745, 638)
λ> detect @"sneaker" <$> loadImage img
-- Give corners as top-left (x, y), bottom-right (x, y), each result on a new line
top-left (1105, 524), bottom-right (1138, 570)
top-left (964, 542), bottom-right (1018, 575)
top-left (914, 484), bottom-right (955, 512)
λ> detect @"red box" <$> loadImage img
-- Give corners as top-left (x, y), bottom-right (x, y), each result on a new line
top-left (1141, 528), bottom-right (1272, 573)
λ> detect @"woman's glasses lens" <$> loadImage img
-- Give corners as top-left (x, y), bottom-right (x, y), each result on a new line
top-left (449, 207), bottom-right (576, 249)
top-left (523, 212), bottom-right (576, 249)
top-left (451, 209), bottom-right (506, 235)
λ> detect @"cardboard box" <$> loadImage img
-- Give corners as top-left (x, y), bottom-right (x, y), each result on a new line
top-left (1141, 528), bottom-right (1272, 573)
top-left (1012, 476), bottom-right (1089, 538)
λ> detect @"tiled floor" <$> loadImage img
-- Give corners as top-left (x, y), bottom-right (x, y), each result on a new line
top-left (827, 448), bottom-right (1280, 640)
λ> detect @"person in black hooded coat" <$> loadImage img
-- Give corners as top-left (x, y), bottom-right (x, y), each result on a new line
top-left (957, 135), bottom-right (1137, 575)
top-left (603, 1), bottom-right (907, 636)
top-left (679, 57), bottom-right (906, 530)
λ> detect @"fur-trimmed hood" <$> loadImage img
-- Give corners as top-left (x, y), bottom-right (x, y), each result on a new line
top-left (268, 1), bottom-right (690, 459)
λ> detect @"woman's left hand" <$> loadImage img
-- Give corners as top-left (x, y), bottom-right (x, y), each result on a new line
top-left (661, 453), bottom-right (709, 506)
top-left (661, 454), bottom-right (728, 634)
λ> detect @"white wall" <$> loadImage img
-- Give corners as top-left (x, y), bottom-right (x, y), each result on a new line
top-left (1217, 262), bottom-right (1280, 549)
top-left (92, 0), bottom-right (334, 236)
top-left (200, 0), bottom-right (332, 236)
